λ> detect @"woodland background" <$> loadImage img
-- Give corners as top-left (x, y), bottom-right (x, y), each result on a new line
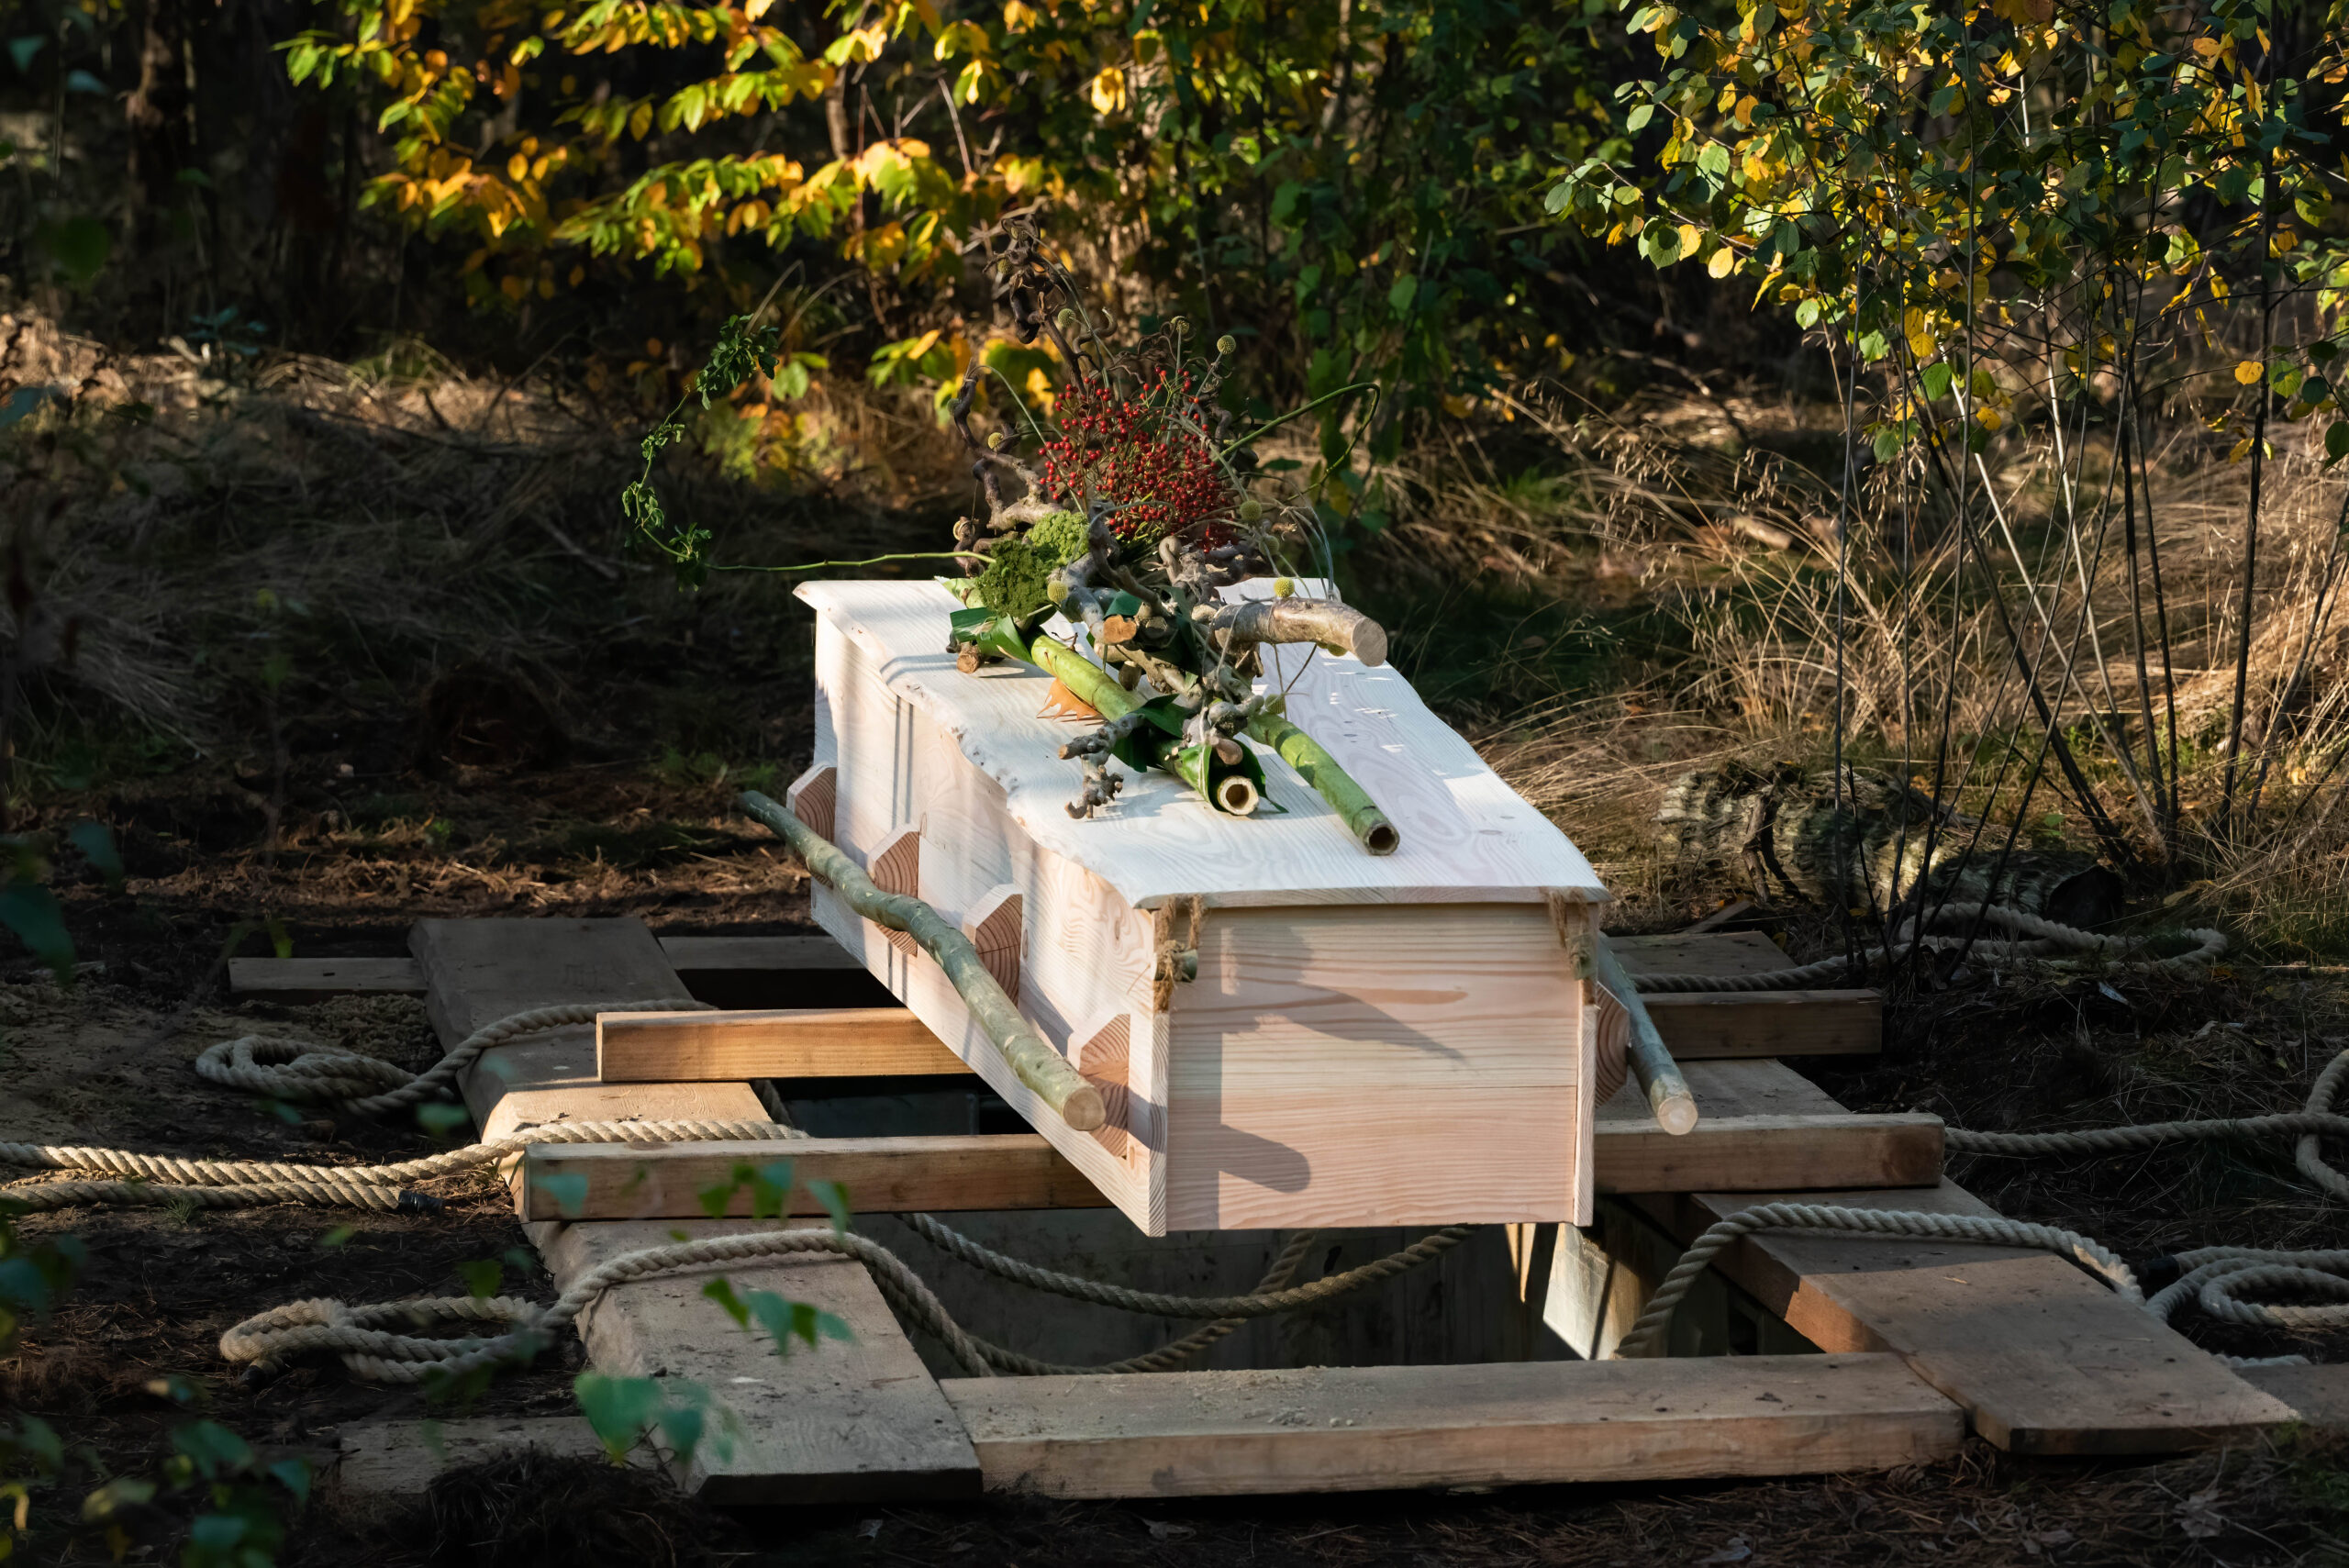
top-left (4, 0), bottom-right (2349, 1560)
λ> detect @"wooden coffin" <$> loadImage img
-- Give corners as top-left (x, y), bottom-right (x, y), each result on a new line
top-left (795, 579), bottom-right (1609, 1235)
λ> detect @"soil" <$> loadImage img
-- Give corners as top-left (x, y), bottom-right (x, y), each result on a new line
top-left (6, 753), bottom-right (2347, 1564)
top-left (5, 319), bottom-right (2347, 1564)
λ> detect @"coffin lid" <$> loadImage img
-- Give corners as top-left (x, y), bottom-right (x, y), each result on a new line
top-left (799, 578), bottom-right (1606, 911)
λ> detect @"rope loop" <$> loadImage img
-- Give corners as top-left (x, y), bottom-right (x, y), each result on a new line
top-left (1629, 901), bottom-right (2227, 992)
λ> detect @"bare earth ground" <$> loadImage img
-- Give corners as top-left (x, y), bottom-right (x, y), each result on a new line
top-left (5, 319), bottom-right (2349, 1562)
top-left (6, 752), bottom-right (2347, 1565)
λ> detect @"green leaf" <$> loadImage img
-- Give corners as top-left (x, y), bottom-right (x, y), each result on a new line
top-left (1697, 142), bottom-right (1731, 179)
top-left (2327, 419), bottom-right (2349, 466)
top-left (1872, 428), bottom-right (1902, 462)
top-left (702, 1276), bottom-right (751, 1326)
top-left (1922, 362), bottom-right (1954, 400)
top-left (173, 1420), bottom-right (255, 1480)
top-left (0, 883), bottom-right (73, 980)
top-left (31, 216), bottom-right (108, 287)
top-left (804, 1177), bottom-right (851, 1233)
top-left (267, 1458), bottom-right (312, 1506)
top-left (7, 37), bottom-right (42, 73)
top-left (573, 1373), bottom-right (666, 1459)
top-left (1625, 103), bottom-right (1653, 131)
top-left (416, 1102), bottom-right (473, 1140)
top-left (531, 1170), bottom-right (588, 1217)
top-left (65, 822), bottom-right (123, 887)
top-left (1387, 275), bottom-right (1418, 314)
top-left (456, 1260), bottom-right (502, 1299)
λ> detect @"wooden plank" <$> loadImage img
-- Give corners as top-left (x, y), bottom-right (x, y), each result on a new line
top-left (337, 1418), bottom-right (630, 1498)
top-left (596, 1007), bottom-right (965, 1082)
top-left (1594, 1112), bottom-right (1942, 1194)
top-left (410, 918), bottom-right (978, 1505)
top-left (532, 1100), bottom-right (1943, 1218)
top-left (1642, 990), bottom-right (1880, 1057)
top-left (520, 1135), bottom-right (1109, 1221)
top-left (408, 918), bottom-right (767, 1141)
top-left (659, 934), bottom-right (861, 972)
top-left (1610, 930), bottom-right (1796, 980)
top-left (228, 955), bottom-right (424, 1001)
top-left (1617, 1061), bottom-right (2296, 1455)
top-left (540, 1218), bottom-right (981, 1505)
top-left (2236, 1362), bottom-right (2349, 1432)
top-left (941, 1352), bottom-right (1963, 1498)
top-left (798, 578), bottom-right (1607, 909)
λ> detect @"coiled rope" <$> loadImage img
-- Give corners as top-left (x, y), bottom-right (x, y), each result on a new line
top-left (192, 998), bottom-right (711, 1115)
top-left (0, 1000), bottom-right (1472, 1382)
top-left (2, 999), bottom-right (721, 1213)
top-left (1613, 1203), bottom-right (2349, 1363)
top-left (1629, 902), bottom-right (2226, 991)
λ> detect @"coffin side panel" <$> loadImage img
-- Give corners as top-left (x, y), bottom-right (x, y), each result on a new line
top-left (1163, 904), bottom-right (1583, 1229)
top-left (812, 617), bottom-right (1158, 1229)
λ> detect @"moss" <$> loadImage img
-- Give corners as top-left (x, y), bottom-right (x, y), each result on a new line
top-left (973, 511), bottom-right (1092, 624)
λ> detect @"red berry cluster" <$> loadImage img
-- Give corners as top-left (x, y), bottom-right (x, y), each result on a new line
top-left (1039, 367), bottom-right (1231, 544)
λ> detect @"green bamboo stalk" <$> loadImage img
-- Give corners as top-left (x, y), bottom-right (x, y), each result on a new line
top-left (1024, 632), bottom-right (1398, 852)
top-left (738, 789), bottom-right (1106, 1132)
top-left (1247, 710), bottom-right (1400, 856)
top-left (1023, 633), bottom-right (1138, 720)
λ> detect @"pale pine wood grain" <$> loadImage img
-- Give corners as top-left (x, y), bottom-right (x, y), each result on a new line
top-left (786, 762), bottom-right (836, 843)
top-left (798, 579), bottom-right (1607, 909)
top-left (1163, 903), bottom-right (1586, 1230)
top-left (811, 611), bottom-right (1160, 1228)
top-left (595, 1007), bottom-right (966, 1082)
top-left (962, 884), bottom-right (1022, 1002)
top-left (1594, 1112), bottom-right (1943, 1192)
top-left (520, 1135), bottom-right (1110, 1220)
top-left (940, 1353), bottom-right (1961, 1497)
top-left (870, 825), bottom-right (922, 958)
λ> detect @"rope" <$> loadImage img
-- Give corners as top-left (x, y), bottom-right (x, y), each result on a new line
top-left (30, 1004), bottom-right (1474, 1384)
top-left (193, 998), bottom-right (709, 1115)
top-left (1628, 902), bottom-right (2226, 991)
top-left (1945, 1034), bottom-right (2349, 1202)
top-left (1615, 1205), bottom-right (2349, 1364)
top-left (218, 1221), bottom-right (1470, 1385)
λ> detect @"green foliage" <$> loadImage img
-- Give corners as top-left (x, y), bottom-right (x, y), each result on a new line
top-left (622, 312), bottom-right (783, 586)
top-left (1546, 0), bottom-right (2349, 461)
top-left (284, 0), bottom-right (1639, 437)
top-left (573, 1373), bottom-right (740, 1467)
top-left (0, 824), bottom-right (116, 982)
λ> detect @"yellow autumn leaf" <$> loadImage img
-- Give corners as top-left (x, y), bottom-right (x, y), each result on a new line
top-left (1975, 406), bottom-right (2001, 431)
top-left (2228, 435), bottom-right (2253, 462)
top-left (1676, 223), bottom-right (1702, 258)
top-left (2234, 360), bottom-right (2264, 384)
top-left (1708, 246), bottom-right (1736, 279)
top-left (1089, 65), bottom-right (1126, 114)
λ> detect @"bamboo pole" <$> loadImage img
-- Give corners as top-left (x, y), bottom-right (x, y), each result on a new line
top-left (738, 790), bottom-right (1106, 1132)
top-left (1025, 633), bottom-right (1401, 854)
top-left (1246, 710), bottom-right (1400, 855)
top-left (1591, 936), bottom-right (1700, 1136)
